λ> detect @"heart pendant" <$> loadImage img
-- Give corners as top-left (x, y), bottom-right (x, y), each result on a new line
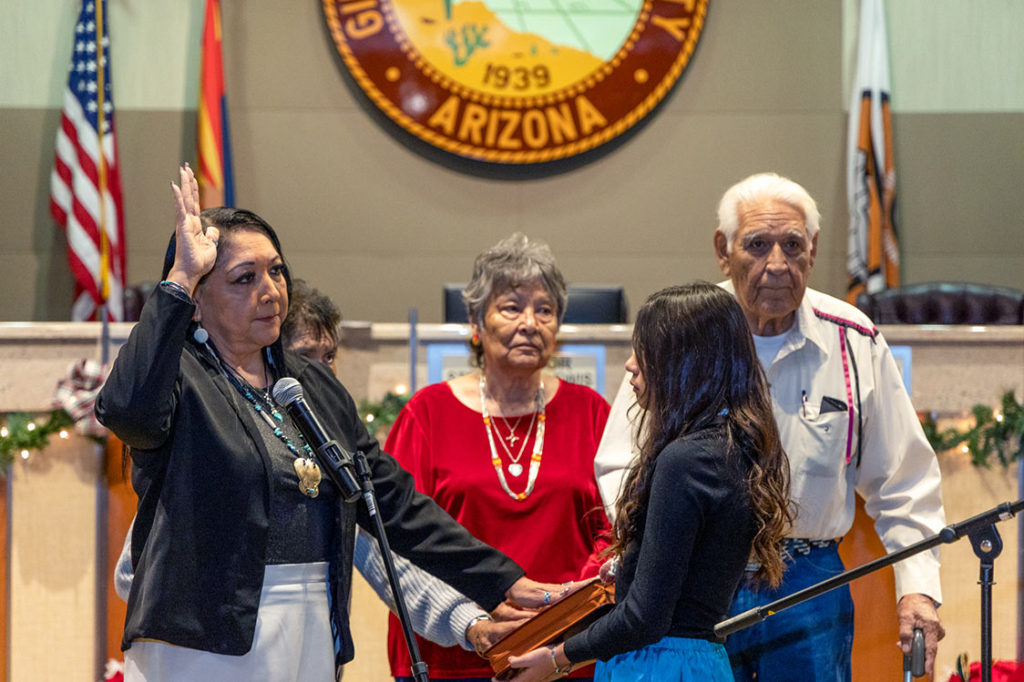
top-left (507, 462), bottom-right (523, 477)
top-left (294, 457), bottom-right (322, 498)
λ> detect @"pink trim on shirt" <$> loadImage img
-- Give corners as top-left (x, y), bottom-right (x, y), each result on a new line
top-left (812, 308), bottom-right (878, 339)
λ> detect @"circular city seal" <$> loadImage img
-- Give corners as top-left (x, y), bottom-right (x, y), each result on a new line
top-left (322, 0), bottom-right (708, 165)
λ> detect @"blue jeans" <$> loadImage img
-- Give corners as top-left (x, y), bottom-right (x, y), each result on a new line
top-left (725, 544), bottom-right (853, 682)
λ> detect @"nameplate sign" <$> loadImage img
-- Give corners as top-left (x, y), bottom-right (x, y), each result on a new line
top-left (426, 343), bottom-right (606, 394)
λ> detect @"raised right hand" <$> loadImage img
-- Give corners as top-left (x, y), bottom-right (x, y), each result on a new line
top-left (166, 163), bottom-right (218, 295)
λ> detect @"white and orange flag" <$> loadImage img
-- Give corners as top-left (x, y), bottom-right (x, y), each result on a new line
top-left (846, 0), bottom-right (898, 305)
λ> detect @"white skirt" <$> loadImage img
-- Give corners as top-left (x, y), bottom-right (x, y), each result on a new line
top-left (125, 562), bottom-right (336, 682)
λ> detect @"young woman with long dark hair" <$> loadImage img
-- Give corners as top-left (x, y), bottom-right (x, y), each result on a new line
top-left (507, 282), bottom-right (793, 681)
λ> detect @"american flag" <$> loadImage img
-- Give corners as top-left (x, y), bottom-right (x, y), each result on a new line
top-left (50, 0), bottom-right (126, 322)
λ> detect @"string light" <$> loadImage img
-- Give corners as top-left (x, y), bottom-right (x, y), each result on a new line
top-left (357, 390), bottom-right (410, 436)
top-left (921, 392), bottom-right (1022, 467)
top-left (0, 409), bottom-right (77, 470)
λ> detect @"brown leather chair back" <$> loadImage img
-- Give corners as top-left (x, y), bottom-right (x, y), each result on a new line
top-left (123, 281), bottom-right (157, 322)
top-left (856, 282), bottom-right (1024, 325)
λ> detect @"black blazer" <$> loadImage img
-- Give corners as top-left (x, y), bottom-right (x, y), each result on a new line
top-left (97, 287), bottom-right (523, 662)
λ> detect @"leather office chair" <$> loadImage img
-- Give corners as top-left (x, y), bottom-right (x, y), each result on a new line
top-left (123, 281), bottom-right (157, 322)
top-left (855, 282), bottom-right (1024, 325)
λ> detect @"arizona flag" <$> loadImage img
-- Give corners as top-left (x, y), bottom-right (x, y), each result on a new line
top-left (197, 0), bottom-right (234, 208)
top-left (50, 0), bottom-right (127, 322)
top-left (846, 0), bottom-right (899, 304)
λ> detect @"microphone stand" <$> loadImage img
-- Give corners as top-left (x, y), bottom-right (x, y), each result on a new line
top-left (273, 377), bottom-right (429, 680)
top-left (344, 449), bottom-right (430, 682)
top-left (715, 499), bottom-right (1024, 682)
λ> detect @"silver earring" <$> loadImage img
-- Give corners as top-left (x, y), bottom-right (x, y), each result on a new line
top-left (193, 326), bottom-right (209, 344)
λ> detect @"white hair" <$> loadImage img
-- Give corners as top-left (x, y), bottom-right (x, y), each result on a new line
top-left (716, 172), bottom-right (820, 250)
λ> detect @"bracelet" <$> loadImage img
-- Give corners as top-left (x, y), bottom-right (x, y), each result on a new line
top-left (548, 644), bottom-right (572, 676)
top-left (159, 279), bottom-right (193, 302)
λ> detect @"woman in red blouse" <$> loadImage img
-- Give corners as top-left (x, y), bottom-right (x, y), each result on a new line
top-left (386, 233), bottom-right (612, 682)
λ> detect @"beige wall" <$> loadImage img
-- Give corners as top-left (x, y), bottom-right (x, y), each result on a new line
top-left (2, 0), bottom-right (1024, 322)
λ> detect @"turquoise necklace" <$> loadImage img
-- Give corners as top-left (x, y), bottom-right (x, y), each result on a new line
top-left (202, 338), bottom-right (323, 498)
top-left (236, 384), bottom-right (323, 499)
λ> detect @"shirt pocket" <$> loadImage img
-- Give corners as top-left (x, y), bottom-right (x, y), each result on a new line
top-left (788, 400), bottom-right (850, 479)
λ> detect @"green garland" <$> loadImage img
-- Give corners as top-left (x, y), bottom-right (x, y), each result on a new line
top-left (357, 391), bottom-right (411, 436)
top-left (8, 393), bottom-right (1019, 472)
top-left (921, 391), bottom-right (1024, 467)
top-left (0, 410), bottom-right (76, 472)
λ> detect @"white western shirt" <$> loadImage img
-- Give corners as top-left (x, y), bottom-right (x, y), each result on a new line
top-left (594, 285), bottom-right (945, 602)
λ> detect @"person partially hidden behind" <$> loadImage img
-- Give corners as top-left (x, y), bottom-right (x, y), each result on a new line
top-left (504, 283), bottom-right (792, 681)
top-left (594, 172), bottom-right (947, 680)
top-left (280, 278), bottom-right (341, 372)
top-left (98, 164), bottom-right (566, 681)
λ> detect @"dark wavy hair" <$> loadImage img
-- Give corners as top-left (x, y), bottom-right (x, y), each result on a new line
top-left (612, 282), bottom-right (793, 587)
top-left (462, 233), bottom-right (567, 367)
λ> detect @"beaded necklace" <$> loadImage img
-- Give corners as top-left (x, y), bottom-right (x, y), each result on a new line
top-left (204, 341), bottom-right (323, 498)
top-left (478, 374), bottom-right (545, 501)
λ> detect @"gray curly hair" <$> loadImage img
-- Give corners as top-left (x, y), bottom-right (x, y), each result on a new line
top-left (462, 233), bottom-right (567, 364)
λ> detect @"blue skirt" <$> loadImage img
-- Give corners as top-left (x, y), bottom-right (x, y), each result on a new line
top-left (594, 636), bottom-right (732, 681)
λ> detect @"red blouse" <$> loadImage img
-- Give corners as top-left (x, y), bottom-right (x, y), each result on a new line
top-left (385, 379), bottom-right (612, 678)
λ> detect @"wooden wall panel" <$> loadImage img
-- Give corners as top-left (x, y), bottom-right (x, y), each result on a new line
top-left (103, 436), bottom-right (135, 664)
top-left (839, 496), bottom-right (906, 680)
top-left (9, 435), bottom-right (101, 682)
top-left (1, 474), bottom-right (8, 682)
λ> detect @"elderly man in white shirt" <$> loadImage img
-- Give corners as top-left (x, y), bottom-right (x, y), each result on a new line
top-left (595, 172), bottom-right (945, 681)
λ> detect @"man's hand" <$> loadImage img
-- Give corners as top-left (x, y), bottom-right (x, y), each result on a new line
top-left (898, 593), bottom-right (945, 675)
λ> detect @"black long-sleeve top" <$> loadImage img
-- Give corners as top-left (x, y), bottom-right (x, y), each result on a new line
top-left (564, 429), bottom-right (756, 663)
top-left (96, 287), bottom-right (524, 663)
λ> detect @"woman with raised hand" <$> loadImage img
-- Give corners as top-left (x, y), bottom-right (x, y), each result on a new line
top-left (97, 166), bottom-right (562, 681)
